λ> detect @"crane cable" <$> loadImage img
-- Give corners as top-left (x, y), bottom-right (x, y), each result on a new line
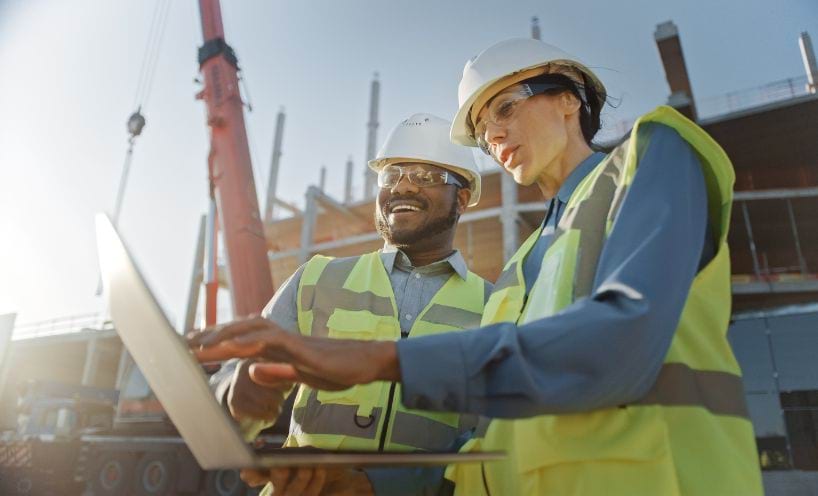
top-left (132, 0), bottom-right (172, 112)
top-left (97, 0), bottom-right (171, 296)
top-left (115, 0), bottom-right (172, 221)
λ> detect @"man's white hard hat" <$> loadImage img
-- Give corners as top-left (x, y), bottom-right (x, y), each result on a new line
top-left (369, 113), bottom-right (482, 206)
top-left (450, 38), bottom-right (607, 147)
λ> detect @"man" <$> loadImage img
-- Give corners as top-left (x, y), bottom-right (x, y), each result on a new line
top-left (194, 39), bottom-right (762, 495)
top-left (203, 113), bottom-right (490, 495)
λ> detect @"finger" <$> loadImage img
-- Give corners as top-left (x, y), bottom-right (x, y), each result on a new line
top-left (196, 315), bottom-right (277, 347)
top-left (269, 468), bottom-right (292, 494)
top-left (230, 394), bottom-right (284, 421)
top-left (249, 362), bottom-right (298, 385)
top-left (196, 329), bottom-right (296, 363)
top-left (193, 340), bottom-right (268, 362)
top-left (283, 467), bottom-right (313, 496)
top-left (240, 468), bottom-right (270, 487)
top-left (291, 368), bottom-right (350, 391)
top-left (184, 329), bottom-right (209, 346)
top-left (302, 467), bottom-right (327, 496)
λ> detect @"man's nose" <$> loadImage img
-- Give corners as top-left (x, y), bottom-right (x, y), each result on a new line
top-left (390, 174), bottom-right (419, 195)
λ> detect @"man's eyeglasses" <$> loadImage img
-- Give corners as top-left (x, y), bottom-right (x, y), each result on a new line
top-left (377, 163), bottom-right (464, 189)
top-left (472, 79), bottom-right (579, 156)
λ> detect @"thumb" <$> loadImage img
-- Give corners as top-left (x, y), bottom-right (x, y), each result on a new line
top-left (249, 362), bottom-right (298, 386)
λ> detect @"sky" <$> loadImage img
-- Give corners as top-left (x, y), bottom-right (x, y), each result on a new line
top-left (0, 0), bottom-right (815, 331)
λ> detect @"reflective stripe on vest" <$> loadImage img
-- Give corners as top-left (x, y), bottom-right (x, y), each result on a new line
top-left (292, 252), bottom-right (487, 452)
top-left (453, 106), bottom-right (761, 496)
top-left (635, 362), bottom-right (749, 419)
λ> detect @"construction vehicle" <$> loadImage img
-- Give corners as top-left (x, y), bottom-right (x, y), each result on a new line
top-left (0, 354), bottom-right (271, 496)
top-left (1, 0), bottom-right (277, 493)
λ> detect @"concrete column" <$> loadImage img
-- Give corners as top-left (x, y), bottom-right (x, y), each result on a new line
top-left (264, 108), bottom-right (286, 223)
top-left (184, 215), bottom-right (207, 333)
top-left (501, 173), bottom-right (519, 261)
top-left (364, 73), bottom-right (380, 199)
top-left (299, 186), bottom-right (319, 263)
top-left (799, 32), bottom-right (817, 93)
top-left (81, 337), bottom-right (100, 387)
top-left (0, 314), bottom-right (16, 429)
top-left (344, 156), bottom-right (354, 204)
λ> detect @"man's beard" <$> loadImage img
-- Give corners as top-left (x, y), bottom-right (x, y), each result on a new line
top-left (375, 196), bottom-right (459, 248)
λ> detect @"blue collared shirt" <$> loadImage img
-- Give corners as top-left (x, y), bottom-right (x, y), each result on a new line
top-left (397, 123), bottom-right (714, 418)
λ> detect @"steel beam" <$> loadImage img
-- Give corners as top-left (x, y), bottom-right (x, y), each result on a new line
top-left (732, 279), bottom-right (818, 294)
top-left (733, 187), bottom-right (818, 201)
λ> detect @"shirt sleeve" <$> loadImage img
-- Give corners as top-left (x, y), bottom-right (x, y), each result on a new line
top-left (397, 124), bottom-right (711, 417)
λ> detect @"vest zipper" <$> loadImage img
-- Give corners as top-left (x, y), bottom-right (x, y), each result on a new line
top-left (378, 330), bottom-right (408, 451)
top-left (378, 381), bottom-right (398, 451)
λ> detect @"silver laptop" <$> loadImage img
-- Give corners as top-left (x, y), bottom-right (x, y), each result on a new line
top-left (95, 214), bottom-right (503, 469)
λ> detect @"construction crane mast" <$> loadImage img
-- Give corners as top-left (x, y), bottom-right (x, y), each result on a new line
top-left (195, 0), bottom-right (274, 319)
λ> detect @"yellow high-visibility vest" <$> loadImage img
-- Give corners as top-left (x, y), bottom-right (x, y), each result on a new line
top-left (288, 251), bottom-right (487, 452)
top-left (447, 106), bottom-right (762, 495)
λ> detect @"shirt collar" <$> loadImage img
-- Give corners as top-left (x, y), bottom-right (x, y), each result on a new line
top-left (555, 151), bottom-right (607, 204)
top-left (380, 244), bottom-right (469, 280)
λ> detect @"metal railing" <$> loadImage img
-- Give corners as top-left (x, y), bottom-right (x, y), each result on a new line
top-left (12, 312), bottom-right (113, 341)
top-left (698, 75), bottom-right (814, 120)
top-left (599, 74), bottom-right (815, 141)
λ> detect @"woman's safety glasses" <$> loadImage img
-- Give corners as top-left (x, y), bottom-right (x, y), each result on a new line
top-left (472, 77), bottom-right (580, 156)
top-left (377, 163), bottom-right (464, 189)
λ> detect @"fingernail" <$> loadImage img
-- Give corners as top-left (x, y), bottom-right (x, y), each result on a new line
top-left (233, 335), bottom-right (254, 345)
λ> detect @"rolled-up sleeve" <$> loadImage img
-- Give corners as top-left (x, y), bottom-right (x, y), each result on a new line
top-left (398, 124), bottom-right (711, 417)
top-left (209, 266), bottom-right (304, 403)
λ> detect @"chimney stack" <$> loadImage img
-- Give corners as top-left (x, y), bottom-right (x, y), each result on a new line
top-left (531, 17), bottom-right (541, 40)
top-left (799, 32), bottom-right (817, 94)
top-left (654, 21), bottom-right (697, 120)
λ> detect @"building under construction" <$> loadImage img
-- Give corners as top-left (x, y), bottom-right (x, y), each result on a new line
top-left (2, 16), bottom-right (818, 496)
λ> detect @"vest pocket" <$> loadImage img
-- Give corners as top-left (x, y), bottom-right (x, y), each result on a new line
top-left (324, 308), bottom-right (394, 340)
top-left (315, 310), bottom-right (393, 416)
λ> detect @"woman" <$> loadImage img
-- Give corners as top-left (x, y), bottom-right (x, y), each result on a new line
top-left (194, 38), bottom-right (762, 496)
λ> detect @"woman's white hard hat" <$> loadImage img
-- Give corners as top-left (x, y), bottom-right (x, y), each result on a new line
top-left (450, 38), bottom-right (607, 147)
top-left (369, 113), bottom-right (482, 206)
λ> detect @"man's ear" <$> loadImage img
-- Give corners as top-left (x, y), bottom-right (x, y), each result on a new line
top-left (456, 187), bottom-right (471, 215)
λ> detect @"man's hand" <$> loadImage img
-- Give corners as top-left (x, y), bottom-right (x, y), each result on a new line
top-left (187, 315), bottom-right (401, 391)
top-left (240, 467), bottom-right (374, 496)
top-left (227, 359), bottom-right (291, 422)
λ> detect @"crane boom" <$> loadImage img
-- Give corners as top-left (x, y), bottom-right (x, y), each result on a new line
top-left (196, 0), bottom-right (273, 318)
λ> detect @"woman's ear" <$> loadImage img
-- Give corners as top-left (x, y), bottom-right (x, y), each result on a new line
top-left (561, 91), bottom-right (582, 116)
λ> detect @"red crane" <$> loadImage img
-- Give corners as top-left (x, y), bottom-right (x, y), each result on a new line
top-left (196, 0), bottom-right (274, 322)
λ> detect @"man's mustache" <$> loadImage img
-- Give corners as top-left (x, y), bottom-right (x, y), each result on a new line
top-left (381, 194), bottom-right (429, 213)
